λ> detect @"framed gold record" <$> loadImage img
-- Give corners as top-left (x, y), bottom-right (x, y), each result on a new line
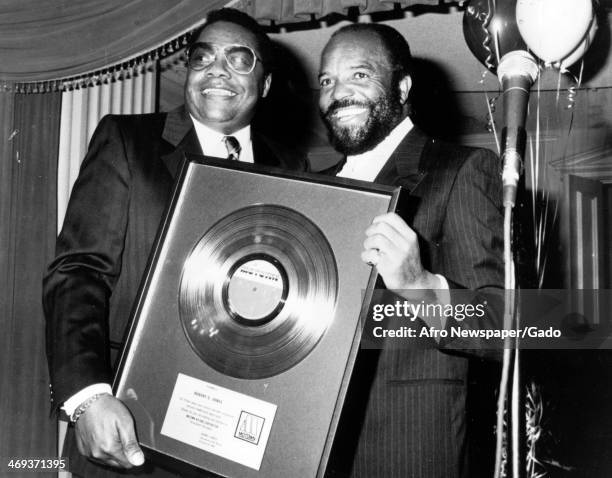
top-left (178, 204), bottom-right (338, 379)
top-left (114, 156), bottom-right (406, 478)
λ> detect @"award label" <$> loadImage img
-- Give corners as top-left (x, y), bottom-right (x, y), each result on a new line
top-left (160, 373), bottom-right (277, 470)
top-left (226, 257), bottom-right (286, 322)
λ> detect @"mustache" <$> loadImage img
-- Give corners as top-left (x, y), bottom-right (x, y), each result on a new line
top-left (323, 99), bottom-right (371, 120)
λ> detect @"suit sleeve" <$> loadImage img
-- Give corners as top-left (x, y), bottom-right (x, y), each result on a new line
top-left (438, 147), bottom-right (505, 356)
top-left (441, 147), bottom-right (504, 290)
top-left (43, 115), bottom-right (131, 413)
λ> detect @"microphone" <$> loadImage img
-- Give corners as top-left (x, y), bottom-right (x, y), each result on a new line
top-left (496, 51), bottom-right (539, 208)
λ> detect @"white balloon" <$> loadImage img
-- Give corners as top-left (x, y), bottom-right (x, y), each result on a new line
top-left (516, 0), bottom-right (594, 63)
top-left (559, 17), bottom-right (598, 70)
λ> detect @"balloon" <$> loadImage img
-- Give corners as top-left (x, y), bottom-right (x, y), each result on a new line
top-left (559, 16), bottom-right (598, 70)
top-left (516, 0), bottom-right (593, 64)
top-left (463, 0), bottom-right (528, 73)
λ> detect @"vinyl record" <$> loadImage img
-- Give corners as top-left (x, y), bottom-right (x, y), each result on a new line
top-left (178, 204), bottom-right (338, 379)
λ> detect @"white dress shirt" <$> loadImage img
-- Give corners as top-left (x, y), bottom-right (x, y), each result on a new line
top-left (337, 115), bottom-right (414, 181)
top-left (190, 114), bottom-right (254, 163)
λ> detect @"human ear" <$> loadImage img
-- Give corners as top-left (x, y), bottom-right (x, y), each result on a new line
top-left (399, 75), bottom-right (411, 104)
top-left (262, 74), bottom-right (272, 98)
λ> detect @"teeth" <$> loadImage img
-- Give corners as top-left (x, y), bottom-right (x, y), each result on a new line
top-left (334, 107), bottom-right (367, 118)
top-left (202, 88), bottom-right (236, 97)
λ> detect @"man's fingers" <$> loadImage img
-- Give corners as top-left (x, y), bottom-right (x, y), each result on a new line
top-left (75, 395), bottom-right (142, 469)
top-left (365, 220), bottom-right (406, 248)
top-left (75, 416), bottom-right (128, 468)
top-left (105, 459), bottom-right (123, 468)
top-left (75, 432), bottom-right (88, 457)
top-left (89, 455), bottom-right (123, 469)
top-left (365, 227), bottom-right (404, 252)
top-left (117, 420), bottom-right (145, 466)
top-left (364, 213), bottom-right (427, 290)
top-left (371, 212), bottom-right (413, 238)
top-left (361, 248), bottom-right (380, 266)
top-left (92, 436), bottom-right (133, 469)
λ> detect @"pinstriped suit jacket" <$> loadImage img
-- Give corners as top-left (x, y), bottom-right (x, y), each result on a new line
top-left (326, 127), bottom-right (504, 478)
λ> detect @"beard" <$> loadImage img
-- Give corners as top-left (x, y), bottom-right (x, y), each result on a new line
top-left (321, 88), bottom-right (403, 156)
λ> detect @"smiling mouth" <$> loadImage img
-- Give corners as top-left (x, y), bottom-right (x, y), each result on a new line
top-left (331, 106), bottom-right (368, 122)
top-left (201, 88), bottom-right (237, 97)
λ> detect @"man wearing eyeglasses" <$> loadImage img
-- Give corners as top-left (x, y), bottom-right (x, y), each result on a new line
top-left (43, 8), bottom-right (305, 478)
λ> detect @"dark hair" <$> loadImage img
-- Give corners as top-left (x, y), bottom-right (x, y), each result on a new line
top-left (188, 8), bottom-right (274, 73)
top-left (330, 23), bottom-right (414, 81)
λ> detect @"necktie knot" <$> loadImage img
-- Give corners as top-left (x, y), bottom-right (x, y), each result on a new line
top-left (223, 135), bottom-right (241, 161)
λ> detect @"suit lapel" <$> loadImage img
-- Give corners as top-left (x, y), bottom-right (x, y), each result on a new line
top-left (374, 126), bottom-right (430, 194)
top-left (251, 133), bottom-right (281, 168)
top-left (161, 106), bottom-right (202, 178)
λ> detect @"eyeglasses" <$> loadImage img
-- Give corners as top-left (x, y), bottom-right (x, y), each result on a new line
top-left (187, 42), bottom-right (262, 75)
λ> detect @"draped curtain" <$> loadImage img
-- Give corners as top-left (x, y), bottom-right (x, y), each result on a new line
top-left (0, 6), bottom-right (160, 466)
top-left (0, 91), bottom-right (61, 476)
top-left (0, 92), bottom-right (16, 351)
top-left (57, 64), bottom-right (157, 230)
top-left (0, 0), bottom-right (227, 83)
top-left (0, 0), bottom-right (461, 85)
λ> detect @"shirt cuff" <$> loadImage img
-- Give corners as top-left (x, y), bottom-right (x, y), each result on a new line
top-left (62, 383), bottom-right (113, 417)
top-left (435, 273), bottom-right (449, 289)
top-left (434, 274), bottom-right (451, 329)
top-left (435, 273), bottom-right (450, 297)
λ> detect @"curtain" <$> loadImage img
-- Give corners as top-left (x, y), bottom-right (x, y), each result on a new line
top-left (0, 92), bottom-right (15, 322)
top-left (237, 0), bottom-right (455, 24)
top-left (0, 0), bottom-right (227, 83)
top-left (0, 0), bottom-right (462, 83)
top-left (0, 91), bottom-right (61, 477)
top-left (57, 64), bottom-right (157, 231)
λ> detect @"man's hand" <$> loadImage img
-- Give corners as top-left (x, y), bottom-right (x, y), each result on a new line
top-left (361, 212), bottom-right (441, 290)
top-left (74, 394), bottom-right (145, 469)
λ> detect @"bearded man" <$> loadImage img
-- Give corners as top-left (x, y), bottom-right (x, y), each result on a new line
top-left (318, 23), bottom-right (504, 478)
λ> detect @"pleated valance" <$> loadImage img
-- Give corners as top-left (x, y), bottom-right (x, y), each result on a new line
top-left (2, 36), bottom-right (185, 94)
top-left (0, 0), bottom-right (462, 87)
top-left (235, 0), bottom-right (457, 24)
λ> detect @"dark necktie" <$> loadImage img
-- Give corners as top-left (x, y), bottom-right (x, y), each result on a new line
top-left (223, 135), bottom-right (241, 161)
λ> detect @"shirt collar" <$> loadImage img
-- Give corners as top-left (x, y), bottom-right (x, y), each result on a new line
top-left (189, 114), bottom-right (253, 162)
top-left (338, 116), bottom-right (414, 182)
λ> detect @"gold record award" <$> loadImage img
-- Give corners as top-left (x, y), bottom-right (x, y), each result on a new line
top-left (178, 204), bottom-right (338, 379)
top-left (114, 157), bottom-right (405, 478)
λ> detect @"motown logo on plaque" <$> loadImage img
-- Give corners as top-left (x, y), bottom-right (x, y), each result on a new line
top-left (114, 157), bottom-right (404, 478)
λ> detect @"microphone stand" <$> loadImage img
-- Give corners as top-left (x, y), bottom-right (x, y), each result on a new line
top-left (494, 50), bottom-right (538, 478)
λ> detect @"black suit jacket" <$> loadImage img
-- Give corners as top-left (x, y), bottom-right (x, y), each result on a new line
top-left (326, 127), bottom-right (504, 478)
top-left (43, 107), bottom-right (306, 478)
